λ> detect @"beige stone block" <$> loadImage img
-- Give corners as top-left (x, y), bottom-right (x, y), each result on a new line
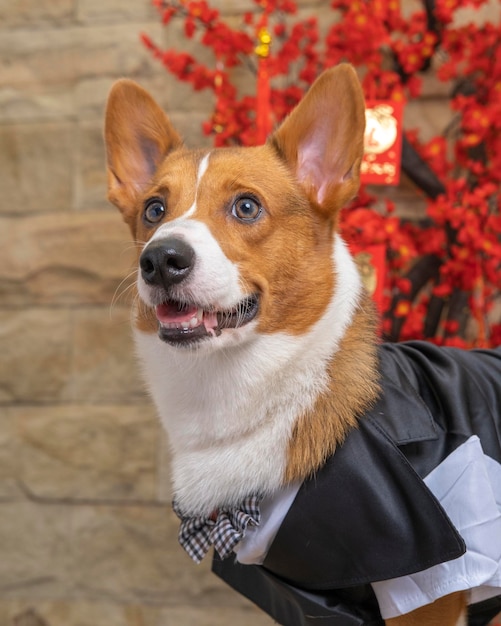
top-left (170, 111), bottom-right (213, 148)
top-left (75, 77), bottom-right (119, 120)
top-left (0, 502), bottom-right (71, 597)
top-left (0, 29), bottom-right (81, 88)
top-left (68, 505), bottom-right (237, 605)
top-left (75, 120), bottom-right (109, 211)
top-left (76, 22), bottom-right (165, 82)
top-left (404, 98), bottom-right (453, 143)
top-left (0, 503), bottom-right (177, 603)
top-left (61, 306), bottom-right (147, 405)
top-left (0, 502), bottom-right (274, 618)
top-left (0, 305), bottom-right (146, 408)
top-left (0, 308), bottom-right (71, 404)
top-left (0, 122), bottom-right (74, 213)
top-left (0, 602), bottom-right (138, 626)
top-left (204, 0), bottom-right (255, 12)
top-left (0, 502), bottom-right (238, 607)
top-left (0, 22), bottom-right (164, 89)
top-left (78, 0), bottom-right (156, 23)
top-left (0, 211), bottom-right (135, 306)
top-left (0, 0), bottom-right (75, 27)
top-left (0, 599), bottom-right (274, 626)
top-left (0, 410), bottom-right (22, 499)
top-left (0, 85), bottom-right (74, 124)
top-left (11, 404), bottom-right (159, 501)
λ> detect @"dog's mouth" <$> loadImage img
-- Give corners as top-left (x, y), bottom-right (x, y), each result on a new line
top-left (154, 294), bottom-right (260, 346)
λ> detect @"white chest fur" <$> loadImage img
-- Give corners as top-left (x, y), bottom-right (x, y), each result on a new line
top-left (133, 236), bottom-right (362, 516)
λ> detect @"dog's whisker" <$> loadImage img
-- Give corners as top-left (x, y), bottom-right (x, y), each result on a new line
top-left (120, 242), bottom-right (144, 256)
top-left (115, 280), bottom-right (137, 307)
top-left (110, 269), bottom-right (138, 312)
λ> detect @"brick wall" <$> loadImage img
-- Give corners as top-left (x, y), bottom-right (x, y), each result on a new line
top-left (0, 1), bottom-right (499, 625)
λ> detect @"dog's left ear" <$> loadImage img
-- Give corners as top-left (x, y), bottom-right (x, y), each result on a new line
top-left (270, 64), bottom-right (366, 215)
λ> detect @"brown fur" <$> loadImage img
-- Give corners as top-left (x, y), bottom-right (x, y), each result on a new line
top-left (285, 293), bottom-right (380, 483)
top-left (387, 591), bottom-right (467, 626)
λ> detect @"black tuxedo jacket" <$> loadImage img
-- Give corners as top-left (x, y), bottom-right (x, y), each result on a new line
top-left (213, 341), bottom-right (501, 625)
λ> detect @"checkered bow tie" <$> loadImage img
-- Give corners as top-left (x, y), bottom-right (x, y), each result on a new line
top-left (173, 496), bottom-right (261, 564)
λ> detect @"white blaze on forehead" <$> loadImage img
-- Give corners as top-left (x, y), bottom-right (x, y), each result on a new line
top-left (184, 152), bottom-right (211, 218)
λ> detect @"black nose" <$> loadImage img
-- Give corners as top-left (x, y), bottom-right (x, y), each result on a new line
top-left (140, 237), bottom-right (195, 287)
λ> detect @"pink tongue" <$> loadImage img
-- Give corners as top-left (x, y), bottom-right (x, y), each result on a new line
top-left (204, 311), bottom-right (218, 330)
top-left (155, 302), bottom-right (198, 325)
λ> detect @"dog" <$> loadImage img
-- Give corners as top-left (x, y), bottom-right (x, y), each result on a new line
top-left (104, 65), bottom-right (501, 626)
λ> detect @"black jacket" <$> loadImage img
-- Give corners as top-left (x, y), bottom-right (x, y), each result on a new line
top-left (213, 341), bottom-right (501, 625)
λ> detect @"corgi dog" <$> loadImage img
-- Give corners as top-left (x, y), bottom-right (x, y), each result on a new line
top-left (104, 65), bottom-right (501, 626)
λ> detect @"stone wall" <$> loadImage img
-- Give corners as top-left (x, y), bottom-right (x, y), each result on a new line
top-left (0, 1), bottom-right (499, 625)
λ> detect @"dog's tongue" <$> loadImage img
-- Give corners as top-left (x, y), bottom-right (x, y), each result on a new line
top-left (204, 311), bottom-right (218, 329)
top-left (155, 302), bottom-right (219, 331)
top-left (156, 302), bottom-right (198, 325)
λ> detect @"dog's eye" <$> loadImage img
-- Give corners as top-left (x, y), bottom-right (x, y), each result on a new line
top-left (232, 196), bottom-right (262, 222)
top-left (143, 198), bottom-right (165, 225)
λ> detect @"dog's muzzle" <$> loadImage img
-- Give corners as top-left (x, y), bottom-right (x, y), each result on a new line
top-left (139, 237), bottom-right (259, 346)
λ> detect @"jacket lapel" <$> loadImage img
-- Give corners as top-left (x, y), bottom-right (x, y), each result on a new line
top-left (263, 353), bottom-right (465, 589)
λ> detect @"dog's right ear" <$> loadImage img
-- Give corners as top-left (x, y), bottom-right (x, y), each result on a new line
top-left (104, 79), bottom-right (182, 221)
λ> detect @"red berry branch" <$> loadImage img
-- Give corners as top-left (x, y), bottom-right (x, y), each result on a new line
top-left (141, 0), bottom-right (501, 347)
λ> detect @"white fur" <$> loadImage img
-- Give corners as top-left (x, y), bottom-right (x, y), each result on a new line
top-left (184, 153), bottom-right (210, 218)
top-left (134, 233), bottom-right (362, 516)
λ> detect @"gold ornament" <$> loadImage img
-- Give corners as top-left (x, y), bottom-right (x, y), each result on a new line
top-left (255, 27), bottom-right (272, 58)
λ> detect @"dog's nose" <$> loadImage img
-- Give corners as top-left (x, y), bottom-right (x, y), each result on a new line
top-left (140, 237), bottom-right (195, 287)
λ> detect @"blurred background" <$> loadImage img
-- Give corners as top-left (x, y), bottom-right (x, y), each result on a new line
top-left (0, 0), bottom-right (499, 625)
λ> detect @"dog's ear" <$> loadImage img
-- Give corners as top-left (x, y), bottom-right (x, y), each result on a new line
top-left (104, 79), bottom-right (182, 221)
top-left (270, 65), bottom-right (365, 215)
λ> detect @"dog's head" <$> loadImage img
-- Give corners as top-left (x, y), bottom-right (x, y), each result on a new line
top-left (105, 65), bottom-right (365, 351)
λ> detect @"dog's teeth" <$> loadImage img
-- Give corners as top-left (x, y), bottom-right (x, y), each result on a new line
top-left (189, 316), bottom-right (199, 329)
top-left (162, 312), bottom-right (203, 331)
top-left (176, 317), bottom-right (200, 330)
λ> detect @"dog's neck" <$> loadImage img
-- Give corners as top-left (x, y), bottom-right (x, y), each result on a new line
top-left (134, 236), bottom-right (380, 516)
